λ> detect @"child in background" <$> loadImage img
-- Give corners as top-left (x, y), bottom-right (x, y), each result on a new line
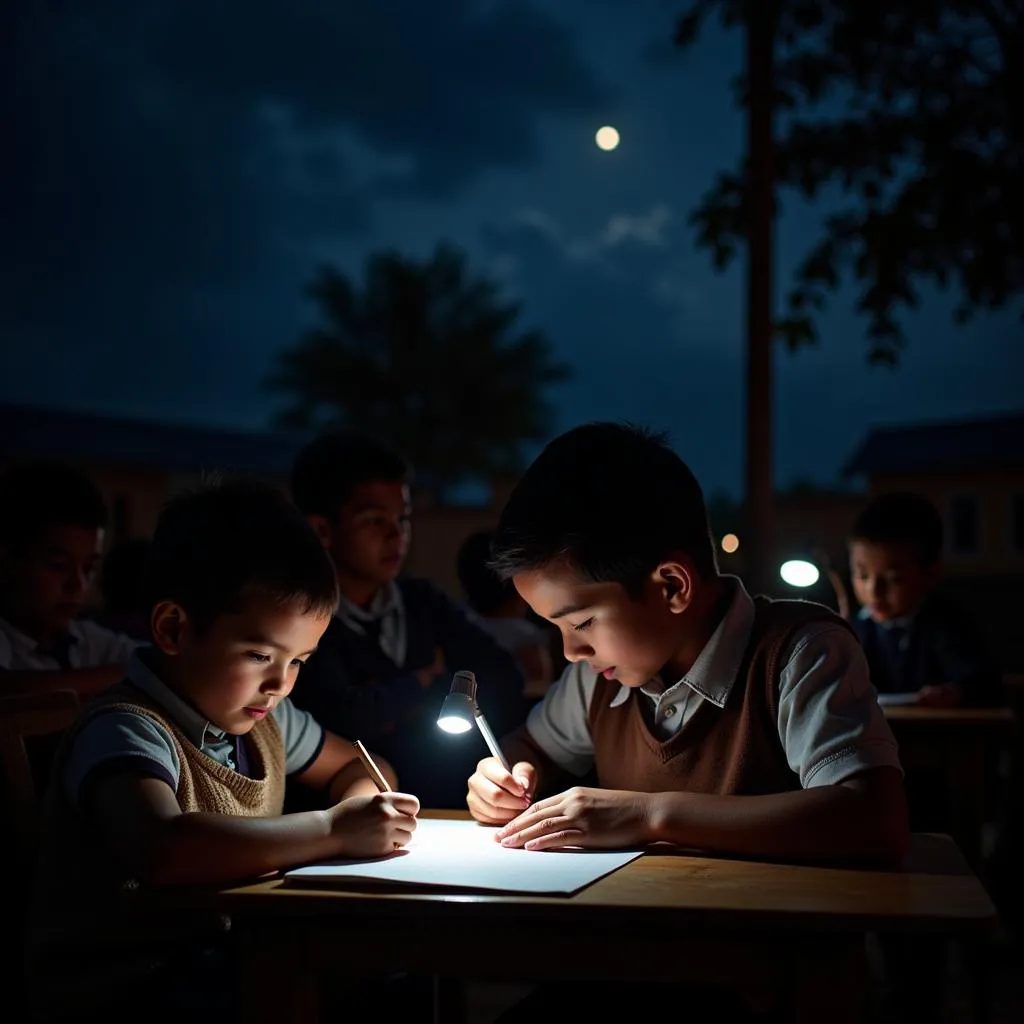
top-left (288, 432), bottom-right (525, 808)
top-left (456, 528), bottom-right (554, 696)
top-left (845, 492), bottom-right (1002, 707)
top-left (0, 460), bottom-right (140, 695)
top-left (28, 480), bottom-right (418, 1022)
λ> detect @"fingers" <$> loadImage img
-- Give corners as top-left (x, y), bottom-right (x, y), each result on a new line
top-left (498, 815), bottom-right (580, 850)
top-left (385, 791), bottom-right (421, 816)
top-left (466, 789), bottom-right (518, 825)
top-left (511, 761), bottom-right (537, 800)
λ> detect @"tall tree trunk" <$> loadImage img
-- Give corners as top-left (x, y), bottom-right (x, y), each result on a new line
top-left (743, 0), bottom-right (778, 593)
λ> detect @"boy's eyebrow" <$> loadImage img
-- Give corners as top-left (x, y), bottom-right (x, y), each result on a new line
top-left (243, 636), bottom-right (319, 657)
top-left (548, 602), bottom-right (592, 620)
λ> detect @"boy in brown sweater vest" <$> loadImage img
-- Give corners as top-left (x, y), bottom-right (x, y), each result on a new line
top-left (466, 423), bottom-right (910, 1020)
top-left (28, 481), bottom-right (419, 1021)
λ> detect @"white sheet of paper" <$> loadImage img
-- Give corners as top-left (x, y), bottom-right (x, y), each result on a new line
top-left (284, 817), bottom-right (644, 895)
top-left (877, 692), bottom-right (920, 707)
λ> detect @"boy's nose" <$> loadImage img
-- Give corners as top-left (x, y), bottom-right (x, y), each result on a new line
top-left (562, 635), bottom-right (592, 663)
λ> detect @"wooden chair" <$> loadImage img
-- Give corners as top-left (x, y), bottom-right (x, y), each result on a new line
top-left (0, 688), bottom-right (80, 868)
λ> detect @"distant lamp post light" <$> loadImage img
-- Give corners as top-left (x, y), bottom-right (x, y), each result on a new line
top-left (721, 533), bottom-right (740, 554)
top-left (595, 125), bottom-right (620, 151)
top-left (779, 559), bottom-right (820, 588)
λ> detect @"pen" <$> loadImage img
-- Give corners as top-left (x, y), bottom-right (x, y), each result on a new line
top-left (353, 740), bottom-right (391, 793)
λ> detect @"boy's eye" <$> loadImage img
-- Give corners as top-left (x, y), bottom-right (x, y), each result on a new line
top-left (573, 618), bottom-right (594, 633)
top-left (247, 652), bottom-right (272, 663)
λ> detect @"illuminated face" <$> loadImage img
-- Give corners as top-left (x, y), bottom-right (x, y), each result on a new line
top-left (328, 481), bottom-right (412, 588)
top-left (0, 524), bottom-right (103, 638)
top-left (849, 540), bottom-right (936, 624)
top-left (514, 564), bottom-right (682, 688)
top-left (163, 595), bottom-right (330, 735)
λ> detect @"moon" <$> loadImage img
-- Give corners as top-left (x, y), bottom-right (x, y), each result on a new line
top-left (595, 126), bottom-right (620, 151)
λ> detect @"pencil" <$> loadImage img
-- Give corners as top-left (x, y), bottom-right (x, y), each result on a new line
top-left (353, 740), bottom-right (391, 793)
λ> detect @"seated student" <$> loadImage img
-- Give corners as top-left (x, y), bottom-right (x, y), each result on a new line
top-left (845, 492), bottom-right (1002, 707)
top-left (456, 528), bottom-right (554, 695)
top-left (288, 433), bottom-right (525, 808)
top-left (464, 424), bottom-right (910, 1019)
top-left (28, 480), bottom-right (419, 1023)
top-left (0, 460), bottom-right (141, 695)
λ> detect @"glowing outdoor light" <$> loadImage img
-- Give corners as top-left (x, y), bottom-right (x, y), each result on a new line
top-left (779, 559), bottom-right (820, 588)
top-left (721, 533), bottom-right (740, 554)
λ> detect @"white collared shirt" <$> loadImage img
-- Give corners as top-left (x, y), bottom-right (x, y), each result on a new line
top-left (0, 614), bottom-right (140, 671)
top-left (526, 578), bottom-right (902, 788)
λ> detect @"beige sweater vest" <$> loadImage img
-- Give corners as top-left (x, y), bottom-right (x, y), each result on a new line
top-left (27, 683), bottom-right (287, 1018)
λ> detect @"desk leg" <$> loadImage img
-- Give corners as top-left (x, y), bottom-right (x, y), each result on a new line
top-left (237, 925), bottom-right (318, 1024)
top-left (949, 741), bottom-right (986, 871)
top-left (792, 938), bottom-right (867, 1024)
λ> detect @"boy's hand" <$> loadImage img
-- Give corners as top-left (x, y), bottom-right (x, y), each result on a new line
top-left (916, 683), bottom-right (963, 708)
top-left (467, 757), bottom-right (536, 824)
top-left (328, 792), bottom-right (419, 858)
top-left (495, 787), bottom-right (655, 851)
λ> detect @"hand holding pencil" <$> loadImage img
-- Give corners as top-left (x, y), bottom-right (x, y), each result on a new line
top-left (323, 741), bottom-right (419, 858)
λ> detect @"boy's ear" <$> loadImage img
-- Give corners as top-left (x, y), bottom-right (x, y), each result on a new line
top-left (306, 514), bottom-right (334, 551)
top-left (654, 559), bottom-right (695, 613)
top-left (151, 600), bottom-right (189, 655)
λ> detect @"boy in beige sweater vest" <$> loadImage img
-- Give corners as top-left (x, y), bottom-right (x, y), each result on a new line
top-left (29, 480), bottom-right (419, 1021)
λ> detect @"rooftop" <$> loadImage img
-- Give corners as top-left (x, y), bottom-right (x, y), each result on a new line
top-left (844, 411), bottom-right (1024, 477)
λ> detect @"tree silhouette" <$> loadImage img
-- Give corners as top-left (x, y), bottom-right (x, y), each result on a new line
top-left (268, 243), bottom-right (569, 489)
top-left (676, 0), bottom-right (1024, 365)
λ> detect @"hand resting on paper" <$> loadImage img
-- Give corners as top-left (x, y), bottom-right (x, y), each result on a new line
top-left (494, 786), bottom-right (655, 851)
top-left (328, 791), bottom-right (420, 857)
top-left (467, 755), bottom-right (537, 825)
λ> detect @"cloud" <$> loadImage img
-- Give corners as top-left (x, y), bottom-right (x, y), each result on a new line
top-left (0, 1), bottom-right (608, 423)
top-left (480, 212), bottom-right (746, 495)
top-left (509, 204), bottom-right (674, 268)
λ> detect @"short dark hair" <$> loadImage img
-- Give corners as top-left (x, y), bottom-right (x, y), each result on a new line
top-left (489, 422), bottom-right (717, 593)
top-left (291, 432), bottom-right (410, 519)
top-left (146, 479), bottom-right (338, 632)
top-left (0, 460), bottom-right (107, 541)
top-left (849, 492), bottom-right (944, 566)
top-left (457, 529), bottom-right (515, 615)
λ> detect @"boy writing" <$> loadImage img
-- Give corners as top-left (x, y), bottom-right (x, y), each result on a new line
top-left (845, 491), bottom-right (1002, 707)
top-left (467, 423), bottom-right (908, 867)
top-left (289, 432), bottom-right (525, 807)
top-left (28, 480), bottom-right (418, 1021)
top-left (0, 460), bottom-right (140, 695)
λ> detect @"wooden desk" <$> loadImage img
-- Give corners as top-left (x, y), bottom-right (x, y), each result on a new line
top-left (882, 705), bottom-right (1016, 868)
top-left (221, 823), bottom-right (997, 1024)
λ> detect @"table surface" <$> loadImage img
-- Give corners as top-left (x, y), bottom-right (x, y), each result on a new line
top-left (220, 817), bottom-right (998, 938)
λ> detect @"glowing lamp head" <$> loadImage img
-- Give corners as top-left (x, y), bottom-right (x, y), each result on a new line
top-left (437, 670), bottom-right (478, 733)
top-left (780, 559), bottom-right (820, 588)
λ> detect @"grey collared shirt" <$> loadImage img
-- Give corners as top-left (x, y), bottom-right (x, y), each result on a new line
top-left (63, 650), bottom-right (325, 809)
top-left (526, 579), bottom-right (902, 788)
top-left (0, 614), bottom-right (140, 671)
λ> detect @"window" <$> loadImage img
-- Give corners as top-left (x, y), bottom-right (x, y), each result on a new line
top-left (948, 495), bottom-right (979, 555)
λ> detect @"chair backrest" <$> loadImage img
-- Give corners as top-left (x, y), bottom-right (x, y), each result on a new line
top-left (0, 688), bottom-right (80, 866)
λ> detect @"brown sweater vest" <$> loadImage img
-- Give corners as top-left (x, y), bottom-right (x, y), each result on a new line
top-left (27, 681), bottom-right (286, 1018)
top-left (586, 597), bottom-right (852, 795)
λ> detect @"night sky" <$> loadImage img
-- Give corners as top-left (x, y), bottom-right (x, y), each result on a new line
top-left (3, 0), bottom-right (1021, 498)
